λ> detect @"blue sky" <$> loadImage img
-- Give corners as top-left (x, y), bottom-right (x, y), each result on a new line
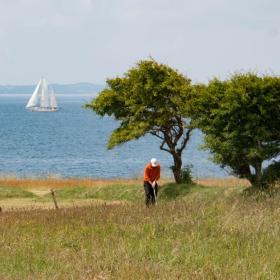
top-left (0, 0), bottom-right (279, 84)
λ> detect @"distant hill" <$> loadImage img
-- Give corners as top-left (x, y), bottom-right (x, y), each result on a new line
top-left (0, 83), bottom-right (105, 94)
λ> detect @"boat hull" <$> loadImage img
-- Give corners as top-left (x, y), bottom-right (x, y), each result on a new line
top-left (28, 107), bottom-right (59, 112)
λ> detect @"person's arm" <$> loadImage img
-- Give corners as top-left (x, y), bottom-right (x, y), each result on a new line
top-left (144, 165), bottom-right (153, 185)
top-left (155, 165), bottom-right (160, 182)
top-left (152, 166), bottom-right (160, 188)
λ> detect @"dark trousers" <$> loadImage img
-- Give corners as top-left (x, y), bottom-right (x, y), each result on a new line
top-left (144, 181), bottom-right (158, 207)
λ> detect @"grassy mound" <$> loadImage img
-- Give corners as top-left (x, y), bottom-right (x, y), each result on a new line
top-left (159, 182), bottom-right (205, 200)
top-left (0, 186), bottom-right (36, 199)
top-left (52, 182), bottom-right (204, 202)
top-left (57, 182), bottom-right (225, 200)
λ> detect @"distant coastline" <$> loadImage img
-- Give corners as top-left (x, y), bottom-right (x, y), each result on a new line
top-left (0, 83), bottom-right (105, 95)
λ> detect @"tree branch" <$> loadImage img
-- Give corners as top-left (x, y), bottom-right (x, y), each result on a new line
top-left (177, 128), bottom-right (192, 154)
top-left (173, 117), bottom-right (184, 146)
top-left (150, 131), bottom-right (165, 140)
top-left (160, 140), bottom-right (172, 154)
top-left (163, 130), bottom-right (176, 153)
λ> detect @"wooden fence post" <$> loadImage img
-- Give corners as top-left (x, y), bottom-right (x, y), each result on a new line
top-left (50, 189), bottom-right (59, 210)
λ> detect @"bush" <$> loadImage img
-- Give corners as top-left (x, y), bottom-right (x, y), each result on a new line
top-left (170, 164), bottom-right (193, 184)
top-left (181, 165), bottom-right (193, 183)
top-left (261, 161), bottom-right (280, 187)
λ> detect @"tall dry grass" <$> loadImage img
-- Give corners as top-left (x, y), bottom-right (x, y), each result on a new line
top-left (1, 182), bottom-right (280, 279)
top-left (195, 177), bottom-right (250, 188)
top-left (0, 178), bottom-right (144, 190)
top-left (0, 177), bottom-right (248, 190)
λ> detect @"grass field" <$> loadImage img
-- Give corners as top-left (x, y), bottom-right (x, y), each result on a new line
top-left (1, 178), bottom-right (280, 279)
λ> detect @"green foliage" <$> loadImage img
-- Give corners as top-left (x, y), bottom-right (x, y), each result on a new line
top-left (170, 164), bottom-right (193, 184)
top-left (181, 164), bottom-right (193, 184)
top-left (86, 59), bottom-right (195, 183)
top-left (86, 59), bottom-right (192, 149)
top-left (191, 73), bottom-right (280, 186)
top-left (262, 161), bottom-right (280, 187)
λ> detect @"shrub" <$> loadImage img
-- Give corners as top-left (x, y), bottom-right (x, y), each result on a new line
top-left (181, 165), bottom-right (193, 184)
top-left (261, 161), bottom-right (280, 187)
top-left (170, 164), bottom-right (193, 184)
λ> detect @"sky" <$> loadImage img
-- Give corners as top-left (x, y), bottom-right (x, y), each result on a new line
top-left (0, 0), bottom-right (279, 85)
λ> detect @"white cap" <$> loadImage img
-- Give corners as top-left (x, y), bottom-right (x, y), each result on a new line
top-left (151, 158), bottom-right (158, 167)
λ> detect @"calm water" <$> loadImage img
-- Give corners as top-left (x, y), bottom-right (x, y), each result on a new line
top-left (0, 94), bottom-right (227, 179)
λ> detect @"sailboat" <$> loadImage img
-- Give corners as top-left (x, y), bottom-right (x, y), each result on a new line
top-left (26, 78), bottom-right (59, 112)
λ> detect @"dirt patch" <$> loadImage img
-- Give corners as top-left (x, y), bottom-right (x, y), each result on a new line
top-left (28, 189), bottom-right (51, 196)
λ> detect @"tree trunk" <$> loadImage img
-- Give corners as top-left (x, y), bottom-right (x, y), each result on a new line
top-left (156, 126), bottom-right (192, 184)
top-left (252, 162), bottom-right (263, 187)
top-left (171, 153), bottom-right (183, 183)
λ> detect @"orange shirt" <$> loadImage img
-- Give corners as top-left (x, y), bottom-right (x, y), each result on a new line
top-left (144, 163), bottom-right (160, 182)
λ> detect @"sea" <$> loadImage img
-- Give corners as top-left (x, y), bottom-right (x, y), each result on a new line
top-left (0, 94), bottom-right (227, 179)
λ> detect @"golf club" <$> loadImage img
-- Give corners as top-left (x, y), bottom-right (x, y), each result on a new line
top-left (153, 187), bottom-right (157, 205)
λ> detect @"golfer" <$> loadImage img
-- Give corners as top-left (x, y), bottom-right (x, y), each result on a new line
top-left (143, 158), bottom-right (160, 207)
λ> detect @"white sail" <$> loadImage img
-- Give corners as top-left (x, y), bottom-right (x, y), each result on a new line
top-left (49, 87), bottom-right (58, 108)
top-left (26, 79), bottom-right (42, 108)
top-left (40, 78), bottom-right (51, 108)
top-left (26, 78), bottom-right (59, 111)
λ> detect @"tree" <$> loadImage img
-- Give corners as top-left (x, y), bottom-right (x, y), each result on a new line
top-left (86, 60), bottom-right (194, 183)
top-left (191, 73), bottom-right (280, 187)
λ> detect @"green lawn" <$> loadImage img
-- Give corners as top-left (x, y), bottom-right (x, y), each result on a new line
top-left (53, 184), bottom-right (143, 202)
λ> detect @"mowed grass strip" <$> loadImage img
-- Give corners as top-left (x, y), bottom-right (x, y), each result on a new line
top-left (52, 184), bottom-right (143, 202)
top-left (1, 183), bottom-right (280, 279)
